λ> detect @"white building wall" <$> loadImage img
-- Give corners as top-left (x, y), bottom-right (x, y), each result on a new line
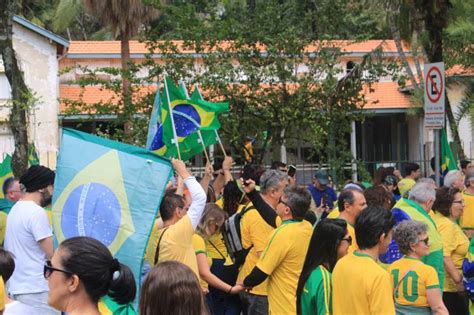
top-left (0, 23), bottom-right (61, 167)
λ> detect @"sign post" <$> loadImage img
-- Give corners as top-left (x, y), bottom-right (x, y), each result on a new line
top-left (424, 62), bottom-right (445, 186)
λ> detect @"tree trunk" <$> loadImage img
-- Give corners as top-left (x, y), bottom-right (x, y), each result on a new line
top-left (386, 2), bottom-right (419, 89)
top-left (418, 0), bottom-right (465, 159)
top-left (121, 33), bottom-right (133, 142)
top-left (0, 0), bottom-right (30, 176)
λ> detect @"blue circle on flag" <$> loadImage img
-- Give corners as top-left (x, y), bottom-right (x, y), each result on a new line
top-left (61, 183), bottom-right (121, 247)
top-left (173, 104), bottom-right (201, 137)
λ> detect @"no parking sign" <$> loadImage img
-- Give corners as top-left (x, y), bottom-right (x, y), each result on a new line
top-left (424, 62), bottom-right (445, 129)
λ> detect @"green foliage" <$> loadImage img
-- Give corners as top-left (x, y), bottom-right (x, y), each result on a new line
top-left (139, 0), bottom-right (399, 183)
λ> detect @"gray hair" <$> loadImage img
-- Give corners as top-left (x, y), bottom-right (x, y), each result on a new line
top-left (394, 220), bottom-right (428, 255)
top-left (260, 170), bottom-right (288, 194)
top-left (284, 185), bottom-right (311, 220)
top-left (443, 170), bottom-right (463, 188)
top-left (408, 182), bottom-right (436, 203)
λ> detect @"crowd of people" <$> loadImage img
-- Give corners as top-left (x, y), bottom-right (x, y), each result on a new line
top-left (1, 158), bottom-right (474, 314)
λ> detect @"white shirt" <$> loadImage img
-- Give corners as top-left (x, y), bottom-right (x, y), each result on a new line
top-left (4, 300), bottom-right (40, 315)
top-left (4, 200), bottom-right (52, 294)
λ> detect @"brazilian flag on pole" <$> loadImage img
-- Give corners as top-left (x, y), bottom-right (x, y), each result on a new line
top-left (52, 129), bottom-right (172, 310)
top-left (148, 79), bottom-right (228, 160)
top-left (441, 128), bottom-right (458, 175)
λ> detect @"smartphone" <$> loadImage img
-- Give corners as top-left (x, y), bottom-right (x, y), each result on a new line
top-left (321, 193), bottom-right (328, 208)
top-left (288, 165), bottom-right (297, 177)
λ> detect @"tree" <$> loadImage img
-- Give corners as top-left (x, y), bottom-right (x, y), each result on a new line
top-left (142, 0), bottom-right (396, 182)
top-left (0, 0), bottom-right (30, 175)
top-left (80, 0), bottom-right (160, 142)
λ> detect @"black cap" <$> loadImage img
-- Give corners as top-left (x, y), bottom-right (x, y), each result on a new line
top-left (20, 165), bottom-right (55, 192)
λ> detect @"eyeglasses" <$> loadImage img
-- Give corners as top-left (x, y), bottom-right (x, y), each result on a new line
top-left (43, 260), bottom-right (72, 279)
top-left (453, 200), bottom-right (464, 205)
top-left (341, 235), bottom-right (353, 246)
top-left (278, 197), bottom-right (291, 209)
top-left (418, 237), bottom-right (430, 246)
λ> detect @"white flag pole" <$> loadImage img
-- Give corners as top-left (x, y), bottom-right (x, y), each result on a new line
top-left (164, 77), bottom-right (181, 160)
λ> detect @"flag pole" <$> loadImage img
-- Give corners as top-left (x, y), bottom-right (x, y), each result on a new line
top-left (194, 84), bottom-right (227, 157)
top-left (164, 77), bottom-right (181, 160)
top-left (197, 130), bottom-right (210, 164)
top-left (214, 130), bottom-right (227, 157)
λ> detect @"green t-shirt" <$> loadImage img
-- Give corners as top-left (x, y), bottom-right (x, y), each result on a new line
top-left (300, 265), bottom-right (332, 315)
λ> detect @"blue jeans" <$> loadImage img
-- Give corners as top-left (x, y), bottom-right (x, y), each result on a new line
top-left (239, 292), bottom-right (268, 315)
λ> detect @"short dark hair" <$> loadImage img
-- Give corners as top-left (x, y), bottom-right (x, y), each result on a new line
top-left (355, 206), bottom-right (395, 250)
top-left (337, 189), bottom-right (358, 212)
top-left (433, 186), bottom-right (460, 217)
top-left (404, 163), bottom-right (420, 177)
top-left (2, 177), bottom-right (15, 196)
top-left (60, 236), bottom-right (136, 305)
top-left (159, 192), bottom-right (185, 221)
top-left (364, 186), bottom-right (394, 209)
top-left (461, 160), bottom-right (471, 170)
top-left (0, 249), bottom-right (15, 282)
top-left (284, 185), bottom-right (311, 220)
top-left (270, 161), bottom-right (286, 170)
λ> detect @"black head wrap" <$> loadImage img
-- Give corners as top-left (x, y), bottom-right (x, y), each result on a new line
top-left (20, 165), bottom-right (55, 193)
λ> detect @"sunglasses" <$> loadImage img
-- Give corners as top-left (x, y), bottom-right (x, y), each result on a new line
top-left (418, 237), bottom-right (430, 246)
top-left (44, 260), bottom-right (72, 279)
top-left (341, 235), bottom-right (353, 246)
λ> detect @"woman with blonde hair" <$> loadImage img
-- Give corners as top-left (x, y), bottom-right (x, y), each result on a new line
top-left (192, 203), bottom-right (245, 311)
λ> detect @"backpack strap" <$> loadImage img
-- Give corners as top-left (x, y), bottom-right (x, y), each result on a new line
top-left (153, 227), bottom-right (169, 265)
top-left (208, 239), bottom-right (227, 260)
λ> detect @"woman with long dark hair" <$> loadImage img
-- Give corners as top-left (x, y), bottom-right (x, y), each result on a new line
top-left (45, 236), bottom-right (136, 315)
top-left (296, 219), bottom-right (350, 315)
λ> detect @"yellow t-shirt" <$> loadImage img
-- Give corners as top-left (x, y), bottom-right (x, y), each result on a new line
top-left (398, 178), bottom-right (416, 197)
top-left (434, 211), bottom-right (469, 292)
top-left (0, 212), bottom-right (6, 245)
top-left (461, 192), bottom-right (474, 230)
top-left (206, 203), bottom-right (247, 266)
top-left (256, 220), bottom-right (312, 315)
top-left (155, 214), bottom-right (199, 279)
top-left (144, 218), bottom-right (161, 266)
top-left (0, 278), bottom-right (4, 311)
top-left (332, 251), bottom-right (395, 315)
top-left (327, 207), bottom-right (340, 219)
top-left (192, 234), bottom-right (212, 289)
top-left (388, 256), bottom-right (440, 307)
top-left (237, 204), bottom-right (281, 296)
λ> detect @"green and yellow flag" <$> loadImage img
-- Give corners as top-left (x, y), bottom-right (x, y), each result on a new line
top-left (0, 155), bottom-right (13, 199)
top-left (147, 79), bottom-right (228, 161)
top-left (28, 143), bottom-right (40, 166)
top-left (441, 128), bottom-right (457, 175)
top-left (52, 128), bottom-right (173, 308)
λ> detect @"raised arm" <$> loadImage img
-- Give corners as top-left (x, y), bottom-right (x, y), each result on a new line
top-left (172, 159), bottom-right (207, 230)
top-left (241, 178), bottom-right (278, 228)
top-left (200, 162), bottom-right (214, 197)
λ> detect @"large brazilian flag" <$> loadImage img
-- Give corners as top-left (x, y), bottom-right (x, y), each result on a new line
top-left (52, 128), bottom-right (172, 307)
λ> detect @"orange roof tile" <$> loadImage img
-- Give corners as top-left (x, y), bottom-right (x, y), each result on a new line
top-left (363, 82), bottom-right (412, 109)
top-left (59, 81), bottom-right (412, 114)
top-left (446, 65), bottom-right (474, 77)
top-left (67, 40), bottom-right (411, 56)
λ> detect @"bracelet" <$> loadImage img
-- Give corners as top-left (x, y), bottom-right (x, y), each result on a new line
top-left (227, 286), bottom-right (233, 294)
